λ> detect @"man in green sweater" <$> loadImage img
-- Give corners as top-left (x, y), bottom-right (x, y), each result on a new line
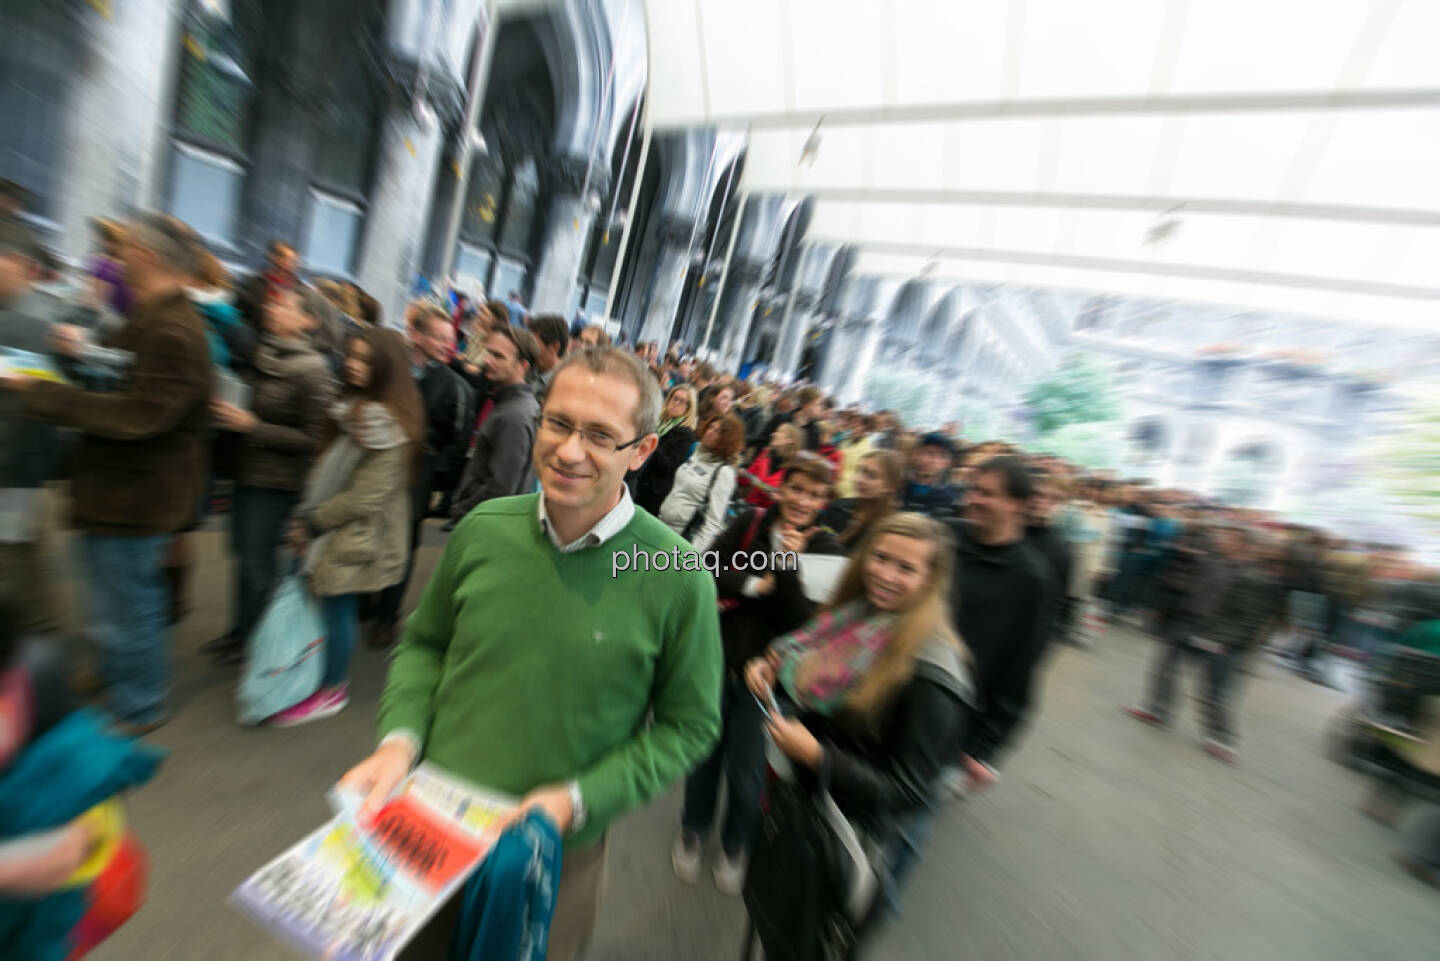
top-left (341, 346), bottom-right (722, 959)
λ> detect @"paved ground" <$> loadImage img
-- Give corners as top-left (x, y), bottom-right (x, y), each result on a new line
top-left (67, 521), bottom-right (1437, 960)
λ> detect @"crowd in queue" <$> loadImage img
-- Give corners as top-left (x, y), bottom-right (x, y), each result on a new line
top-left (1, 199), bottom-right (1437, 960)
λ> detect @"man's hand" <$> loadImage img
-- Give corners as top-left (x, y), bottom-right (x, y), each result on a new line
top-left (960, 754), bottom-right (998, 794)
top-left (496, 784), bottom-right (574, 835)
top-left (0, 375), bottom-right (34, 394)
top-left (745, 656), bottom-right (776, 699)
top-left (765, 715), bottom-right (823, 769)
top-left (338, 740), bottom-right (414, 817)
top-left (210, 399), bottom-right (259, 433)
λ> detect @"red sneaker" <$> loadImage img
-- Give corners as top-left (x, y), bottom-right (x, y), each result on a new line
top-left (1203, 739), bottom-right (1238, 765)
top-left (1121, 706), bottom-right (1166, 727)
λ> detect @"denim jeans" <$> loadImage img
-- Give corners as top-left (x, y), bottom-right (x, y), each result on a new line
top-left (1145, 631), bottom-right (1242, 744)
top-left (230, 486), bottom-right (299, 644)
top-left (79, 533), bottom-right (173, 725)
top-left (681, 674), bottom-right (768, 856)
top-left (1410, 807), bottom-right (1440, 871)
top-left (320, 593), bottom-right (359, 688)
top-left (880, 798), bottom-right (938, 915)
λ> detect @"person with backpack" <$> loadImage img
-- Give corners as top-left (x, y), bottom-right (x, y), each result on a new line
top-left (658, 413), bottom-right (746, 551)
top-left (271, 327), bottom-right (422, 727)
top-left (741, 513), bottom-right (972, 958)
top-left (205, 285), bottom-right (337, 666)
top-left (672, 454), bottom-right (844, 895)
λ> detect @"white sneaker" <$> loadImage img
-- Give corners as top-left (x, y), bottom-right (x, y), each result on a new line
top-left (713, 850), bottom-right (747, 896)
top-left (671, 833), bottom-right (702, 884)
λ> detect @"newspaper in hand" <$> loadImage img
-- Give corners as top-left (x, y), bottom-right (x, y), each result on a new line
top-left (231, 763), bottom-right (515, 961)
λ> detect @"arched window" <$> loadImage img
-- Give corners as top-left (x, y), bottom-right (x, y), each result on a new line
top-left (0, 2), bottom-right (76, 222)
top-left (166, 3), bottom-right (256, 246)
top-left (300, 42), bottom-right (381, 278)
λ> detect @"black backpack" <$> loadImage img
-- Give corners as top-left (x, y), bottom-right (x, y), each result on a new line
top-left (741, 770), bottom-right (874, 961)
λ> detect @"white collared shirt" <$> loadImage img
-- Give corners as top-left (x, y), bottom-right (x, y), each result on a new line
top-left (536, 484), bottom-right (636, 553)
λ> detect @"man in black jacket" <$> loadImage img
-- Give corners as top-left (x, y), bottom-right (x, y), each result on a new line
top-left (946, 456), bottom-right (1055, 786)
top-left (1124, 527), bottom-right (1284, 763)
top-left (673, 455), bottom-right (844, 895)
top-left (448, 324), bottom-right (541, 523)
top-left (861, 455), bottom-right (1053, 909)
top-left (366, 304), bottom-right (474, 648)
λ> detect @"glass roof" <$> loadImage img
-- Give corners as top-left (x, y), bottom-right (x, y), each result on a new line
top-left (643, 0), bottom-right (1440, 328)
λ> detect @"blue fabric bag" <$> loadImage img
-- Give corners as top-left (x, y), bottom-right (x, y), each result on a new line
top-left (236, 573), bottom-right (324, 726)
top-left (447, 810), bottom-right (562, 961)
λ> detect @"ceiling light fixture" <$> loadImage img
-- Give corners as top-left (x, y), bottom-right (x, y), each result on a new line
top-left (1144, 203), bottom-right (1185, 247)
top-left (798, 116), bottom-right (824, 168)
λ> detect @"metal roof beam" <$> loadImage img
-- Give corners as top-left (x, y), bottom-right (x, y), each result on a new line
top-left (795, 187), bottom-right (1440, 227)
top-left (664, 88), bottom-right (1440, 132)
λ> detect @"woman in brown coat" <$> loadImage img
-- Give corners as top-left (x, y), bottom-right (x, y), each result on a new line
top-left (268, 327), bottom-right (423, 727)
top-left (208, 286), bottom-right (337, 665)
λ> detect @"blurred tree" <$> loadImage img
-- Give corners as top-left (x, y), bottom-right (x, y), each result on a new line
top-left (1371, 386), bottom-right (1440, 537)
top-left (1033, 421), bottom-right (1123, 472)
top-left (1023, 355), bottom-right (1120, 436)
top-left (864, 366), bottom-right (933, 428)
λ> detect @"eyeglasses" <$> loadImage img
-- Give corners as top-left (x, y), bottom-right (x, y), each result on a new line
top-left (538, 414), bottom-right (645, 455)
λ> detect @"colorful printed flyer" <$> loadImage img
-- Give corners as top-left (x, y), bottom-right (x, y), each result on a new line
top-left (231, 763), bottom-right (514, 961)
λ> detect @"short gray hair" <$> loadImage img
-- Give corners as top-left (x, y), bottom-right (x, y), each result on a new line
top-left (0, 218), bottom-right (41, 261)
top-left (127, 213), bottom-right (198, 278)
top-left (549, 346), bottom-right (662, 437)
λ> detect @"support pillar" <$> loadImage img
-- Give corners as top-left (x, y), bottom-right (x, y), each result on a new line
top-left (603, 123), bottom-right (651, 325)
top-left (55, 0), bottom-right (182, 261)
top-left (636, 216), bottom-right (694, 348)
top-left (701, 192), bottom-right (749, 358)
top-left (839, 316), bottom-right (883, 407)
top-left (775, 292), bottom-right (818, 383)
top-left (530, 156), bottom-right (604, 316)
top-left (716, 259), bottom-right (767, 373)
top-left (354, 100), bottom-right (445, 327)
top-left (817, 316), bottom-right (862, 397)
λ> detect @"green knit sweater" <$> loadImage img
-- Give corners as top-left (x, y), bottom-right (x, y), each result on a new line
top-left (378, 493), bottom-right (722, 849)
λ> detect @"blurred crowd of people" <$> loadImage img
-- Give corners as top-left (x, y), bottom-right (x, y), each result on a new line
top-left (2, 196), bottom-right (1437, 959)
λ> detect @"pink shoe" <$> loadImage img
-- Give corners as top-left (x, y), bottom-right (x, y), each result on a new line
top-left (268, 685), bottom-right (349, 728)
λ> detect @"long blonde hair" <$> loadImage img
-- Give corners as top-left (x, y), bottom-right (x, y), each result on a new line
top-left (771, 422), bottom-right (803, 458)
top-left (829, 512), bottom-right (964, 717)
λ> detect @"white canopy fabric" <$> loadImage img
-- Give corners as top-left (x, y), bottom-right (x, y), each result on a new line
top-left (643, 0), bottom-right (1440, 328)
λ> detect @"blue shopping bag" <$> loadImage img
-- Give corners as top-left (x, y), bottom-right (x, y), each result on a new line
top-left (236, 573), bottom-right (324, 726)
